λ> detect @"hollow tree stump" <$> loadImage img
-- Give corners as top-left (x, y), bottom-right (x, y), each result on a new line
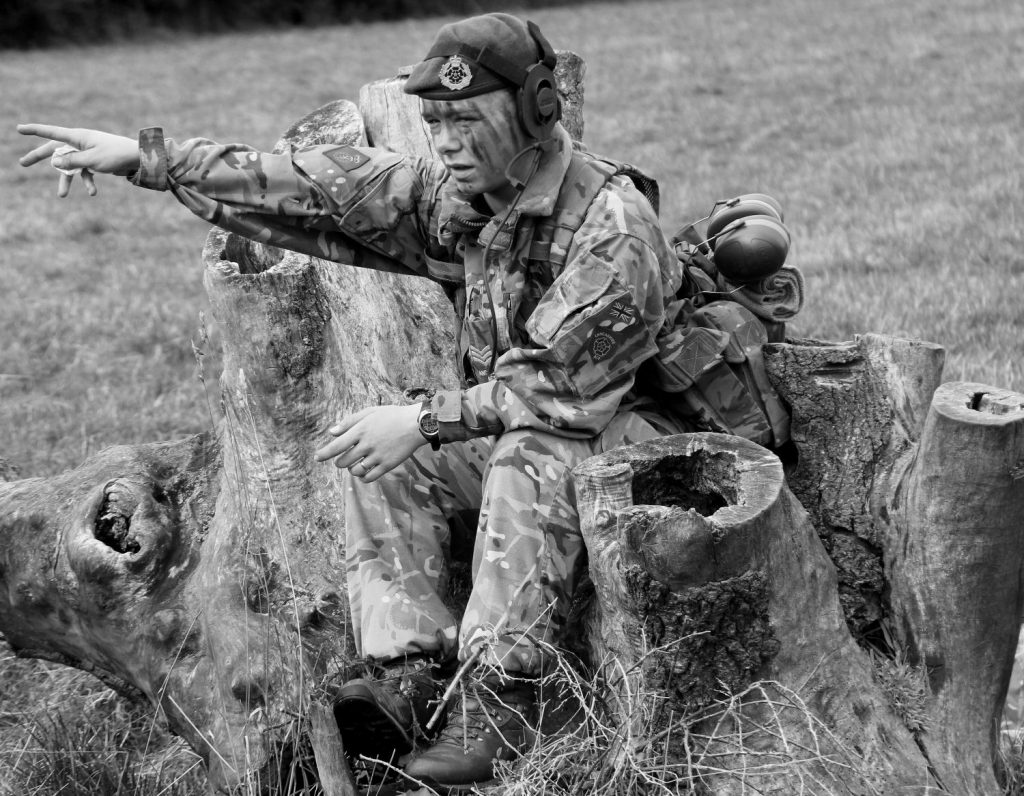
top-left (574, 432), bottom-right (933, 794)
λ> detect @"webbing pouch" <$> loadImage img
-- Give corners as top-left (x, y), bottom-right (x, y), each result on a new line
top-left (687, 302), bottom-right (790, 446)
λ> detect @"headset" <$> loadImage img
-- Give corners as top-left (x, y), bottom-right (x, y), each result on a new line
top-left (691, 194), bottom-right (792, 284)
top-left (429, 20), bottom-right (562, 140)
top-left (515, 21), bottom-right (562, 140)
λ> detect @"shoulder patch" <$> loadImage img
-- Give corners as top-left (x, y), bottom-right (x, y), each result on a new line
top-left (324, 146), bottom-right (370, 172)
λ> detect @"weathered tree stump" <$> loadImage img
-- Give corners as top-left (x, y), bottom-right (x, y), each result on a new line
top-left (766, 336), bottom-right (1024, 793)
top-left (888, 382), bottom-right (1024, 795)
top-left (574, 432), bottom-right (931, 794)
top-left (763, 334), bottom-right (946, 635)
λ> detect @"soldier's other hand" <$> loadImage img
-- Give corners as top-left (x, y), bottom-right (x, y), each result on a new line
top-left (17, 124), bottom-right (140, 198)
top-left (313, 403), bottom-right (426, 483)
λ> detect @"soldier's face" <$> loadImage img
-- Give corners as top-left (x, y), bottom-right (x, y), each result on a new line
top-left (422, 91), bottom-right (532, 206)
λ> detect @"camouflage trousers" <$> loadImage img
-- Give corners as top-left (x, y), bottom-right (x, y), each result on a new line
top-left (344, 410), bottom-right (674, 674)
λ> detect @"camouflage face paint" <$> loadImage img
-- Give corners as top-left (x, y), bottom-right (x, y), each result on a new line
top-left (421, 91), bottom-right (532, 207)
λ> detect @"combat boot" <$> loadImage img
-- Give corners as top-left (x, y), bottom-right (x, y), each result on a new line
top-left (333, 657), bottom-right (443, 759)
top-left (402, 678), bottom-right (537, 788)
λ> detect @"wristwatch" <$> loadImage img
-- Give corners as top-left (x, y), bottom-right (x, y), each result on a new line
top-left (417, 400), bottom-right (441, 451)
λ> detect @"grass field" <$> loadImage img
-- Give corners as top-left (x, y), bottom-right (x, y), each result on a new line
top-left (1, 0), bottom-right (1022, 791)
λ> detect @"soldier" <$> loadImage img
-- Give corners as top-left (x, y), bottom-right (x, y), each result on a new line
top-left (17, 13), bottom-right (700, 788)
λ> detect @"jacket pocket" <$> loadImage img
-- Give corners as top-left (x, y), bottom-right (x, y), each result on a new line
top-left (526, 259), bottom-right (616, 345)
top-left (527, 260), bottom-right (657, 399)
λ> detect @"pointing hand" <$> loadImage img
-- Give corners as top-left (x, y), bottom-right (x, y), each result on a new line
top-left (17, 124), bottom-right (140, 198)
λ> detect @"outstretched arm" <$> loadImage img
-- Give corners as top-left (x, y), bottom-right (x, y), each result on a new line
top-left (18, 124), bottom-right (139, 197)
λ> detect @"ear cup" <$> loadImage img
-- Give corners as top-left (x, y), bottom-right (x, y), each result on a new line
top-left (707, 194), bottom-right (784, 247)
top-left (518, 62), bottom-right (560, 139)
top-left (712, 214), bottom-right (791, 284)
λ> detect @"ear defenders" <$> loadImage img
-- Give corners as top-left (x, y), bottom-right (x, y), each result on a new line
top-left (516, 21), bottom-right (561, 140)
top-left (702, 194), bottom-right (791, 284)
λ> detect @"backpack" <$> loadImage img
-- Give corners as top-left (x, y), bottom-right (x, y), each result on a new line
top-left (527, 150), bottom-right (792, 448)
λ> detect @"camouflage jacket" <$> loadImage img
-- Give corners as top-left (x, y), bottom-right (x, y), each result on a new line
top-left (133, 124), bottom-right (683, 443)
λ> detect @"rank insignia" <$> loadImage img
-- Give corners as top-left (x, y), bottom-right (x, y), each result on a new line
top-left (324, 146), bottom-right (370, 172)
top-left (439, 55), bottom-right (473, 90)
top-left (589, 330), bottom-right (616, 362)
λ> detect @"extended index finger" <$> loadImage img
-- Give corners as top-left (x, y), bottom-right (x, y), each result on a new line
top-left (16, 124), bottom-right (78, 166)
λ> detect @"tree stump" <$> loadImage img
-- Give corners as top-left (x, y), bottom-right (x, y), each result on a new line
top-left (762, 334), bottom-right (947, 635)
top-left (889, 382), bottom-right (1024, 795)
top-left (574, 432), bottom-right (932, 794)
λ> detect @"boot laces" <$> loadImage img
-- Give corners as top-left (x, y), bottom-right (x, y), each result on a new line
top-left (436, 680), bottom-right (531, 751)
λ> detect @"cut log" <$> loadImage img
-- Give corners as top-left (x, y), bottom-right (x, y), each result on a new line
top-left (358, 66), bottom-right (436, 161)
top-left (552, 50), bottom-right (586, 143)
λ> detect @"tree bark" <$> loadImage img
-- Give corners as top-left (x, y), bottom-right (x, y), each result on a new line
top-left (574, 432), bottom-right (934, 795)
top-left (764, 335), bottom-right (1024, 789)
top-left (762, 334), bottom-right (946, 636)
top-left (888, 382), bottom-right (1024, 795)
top-left (569, 339), bottom-right (1024, 794)
top-left (308, 704), bottom-right (358, 796)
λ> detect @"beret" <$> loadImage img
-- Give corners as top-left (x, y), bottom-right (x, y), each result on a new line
top-left (404, 13), bottom-right (554, 101)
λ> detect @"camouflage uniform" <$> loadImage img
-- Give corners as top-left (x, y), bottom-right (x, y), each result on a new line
top-left (133, 123), bottom-right (688, 673)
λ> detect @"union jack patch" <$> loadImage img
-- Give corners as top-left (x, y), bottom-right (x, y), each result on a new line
top-left (609, 300), bottom-right (636, 325)
top-left (439, 55), bottom-right (473, 91)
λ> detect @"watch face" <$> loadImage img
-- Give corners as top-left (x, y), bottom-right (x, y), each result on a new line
top-left (419, 413), bottom-right (439, 436)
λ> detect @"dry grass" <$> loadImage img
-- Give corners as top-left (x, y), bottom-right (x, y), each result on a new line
top-left (1001, 729), bottom-right (1024, 796)
top-left (0, 657), bottom-right (205, 796)
top-left (481, 642), bottom-right (880, 796)
top-left (343, 641), bottom-right (881, 796)
top-left (1, 0), bottom-right (1022, 792)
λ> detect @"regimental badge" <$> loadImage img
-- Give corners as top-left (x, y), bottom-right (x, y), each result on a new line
top-left (589, 331), bottom-right (616, 362)
top-left (439, 55), bottom-right (473, 91)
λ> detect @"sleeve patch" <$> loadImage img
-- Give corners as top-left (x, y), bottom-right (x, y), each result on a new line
top-left (324, 146), bottom-right (370, 172)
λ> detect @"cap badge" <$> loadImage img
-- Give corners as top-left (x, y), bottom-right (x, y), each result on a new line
top-left (439, 55), bottom-right (473, 91)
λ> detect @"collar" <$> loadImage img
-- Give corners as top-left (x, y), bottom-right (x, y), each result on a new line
top-left (502, 124), bottom-right (573, 218)
top-left (437, 124), bottom-right (573, 249)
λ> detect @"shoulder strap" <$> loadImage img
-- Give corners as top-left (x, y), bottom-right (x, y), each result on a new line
top-left (528, 151), bottom-right (660, 275)
top-left (528, 152), bottom-right (610, 273)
